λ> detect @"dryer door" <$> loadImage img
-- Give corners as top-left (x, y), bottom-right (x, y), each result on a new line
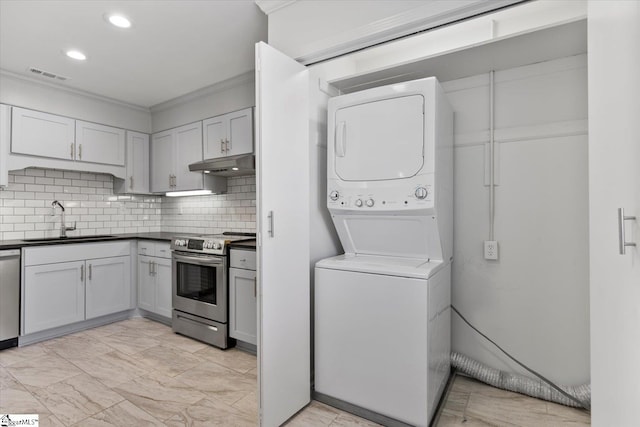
top-left (334, 94), bottom-right (424, 181)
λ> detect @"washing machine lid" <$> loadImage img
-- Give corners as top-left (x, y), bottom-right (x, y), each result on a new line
top-left (334, 94), bottom-right (425, 182)
top-left (315, 254), bottom-right (443, 279)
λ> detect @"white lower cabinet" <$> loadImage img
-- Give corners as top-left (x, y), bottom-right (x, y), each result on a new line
top-left (23, 261), bottom-right (85, 334)
top-left (229, 249), bottom-right (257, 345)
top-left (137, 241), bottom-right (172, 318)
top-left (22, 242), bottom-right (132, 335)
top-left (86, 256), bottom-right (131, 319)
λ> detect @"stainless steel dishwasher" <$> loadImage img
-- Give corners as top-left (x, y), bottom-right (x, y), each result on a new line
top-left (0, 249), bottom-right (20, 349)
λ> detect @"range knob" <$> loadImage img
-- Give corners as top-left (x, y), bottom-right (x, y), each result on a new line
top-left (355, 199), bottom-right (363, 207)
top-left (213, 242), bottom-right (222, 250)
top-left (415, 187), bottom-right (428, 200)
top-left (329, 190), bottom-right (339, 201)
top-left (365, 198), bottom-right (375, 207)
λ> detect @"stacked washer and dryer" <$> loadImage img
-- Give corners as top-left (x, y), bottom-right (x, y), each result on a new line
top-left (314, 77), bottom-right (454, 427)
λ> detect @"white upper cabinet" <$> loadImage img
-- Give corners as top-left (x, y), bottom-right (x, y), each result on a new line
top-left (150, 122), bottom-right (212, 193)
top-left (75, 120), bottom-right (125, 166)
top-left (11, 107), bottom-right (75, 160)
top-left (150, 129), bottom-right (175, 193)
top-left (0, 104), bottom-right (9, 188)
top-left (11, 106), bottom-right (127, 169)
top-left (115, 131), bottom-right (150, 194)
top-left (203, 114), bottom-right (226, 159)
top-left (203, 107), bottom-right (253, 159)
top-left (175, 121), bottom-right (204, 191)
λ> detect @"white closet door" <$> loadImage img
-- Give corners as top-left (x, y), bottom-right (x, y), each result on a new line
top-left (255, 41), bottom-right (310, 427)
top-left (588, 2), bottom-right (640, 425)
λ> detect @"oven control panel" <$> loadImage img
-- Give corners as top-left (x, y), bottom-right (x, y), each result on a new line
top-left (171, 237), bottom-right (225, 255)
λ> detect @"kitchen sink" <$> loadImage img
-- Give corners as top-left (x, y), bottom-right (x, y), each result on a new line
top-left (22, 235), bottom-right (116, 243)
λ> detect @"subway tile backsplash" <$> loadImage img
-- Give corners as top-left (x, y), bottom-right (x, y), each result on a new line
top-left (0, 168), bottom-right (256, 241)
top-left (161, 175), bottom-right (256, 235)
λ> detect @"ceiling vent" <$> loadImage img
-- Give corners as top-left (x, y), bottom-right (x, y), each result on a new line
top-left (28, 67), bottom-right (70, 81)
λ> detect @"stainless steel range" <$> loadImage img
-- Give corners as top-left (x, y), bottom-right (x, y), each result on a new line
top-left (171, 233), bottom-right (254, 349)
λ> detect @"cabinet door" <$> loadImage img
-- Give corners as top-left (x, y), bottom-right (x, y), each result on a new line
top-left (86, 256), bottom-right (131, 319)
top-left (126, 131), bottom-right (150, 194)
top-left (203, 115), bottom-right (227, 160)
top-left (227, 108), bottom-right (254, 157)
top-left (0, 104), bottom-right (9, 188)
top-left (229, 267), bottom-right (257, 345)
top-left (256, 42), bottom-right (311, 426)
top-left (23, 261), bottom-right (85, 334)
top-left (150, 129), bottom-right (175, 193)
top-left (75, 120), bottom-right (125, 166)
top-left (11, 107), bottom-right (75, 161)
top-left (154, 257), bottom-right (172, 318)
top-left (138, 256), bottom-right (156, 312)
top-left (174, 122), bottom-right (204, 191)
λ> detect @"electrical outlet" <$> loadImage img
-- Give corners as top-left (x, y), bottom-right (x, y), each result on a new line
top-left (484, 240), bottom-right (499, 260)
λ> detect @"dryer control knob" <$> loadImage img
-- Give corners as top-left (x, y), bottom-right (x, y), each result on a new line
top-left (366, 198), bottom-right (375, 207)
top-left (329, 190), bottom-right (339, 201)
top-left (415, 187), bottom-right (428, 200)
top-left (355, 199), bottom-right (363, 207)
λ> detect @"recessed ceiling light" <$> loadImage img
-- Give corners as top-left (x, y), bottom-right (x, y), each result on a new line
top-left (108, 14), bottom-right (131, 28)
top-left (65, 50), bottom-right (86, 61)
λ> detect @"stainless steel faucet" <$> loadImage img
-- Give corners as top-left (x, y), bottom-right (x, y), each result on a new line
top-left (51, 200), bottom-right (76, 238)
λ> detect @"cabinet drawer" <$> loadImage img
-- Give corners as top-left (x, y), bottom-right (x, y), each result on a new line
top-left (138, 240), bottom-right (171, 258)
top-left (155, 243), bottom-right (171, 259)
top-left (24, 241), bottom-right (130, 266)
top-left (230, 249), bottom-right (256, 270)
top-left (138, 240), bottom-right (155, 256)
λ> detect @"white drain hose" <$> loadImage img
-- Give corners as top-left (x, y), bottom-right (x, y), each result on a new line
top-left (451, 352), bottom-right (591, 410)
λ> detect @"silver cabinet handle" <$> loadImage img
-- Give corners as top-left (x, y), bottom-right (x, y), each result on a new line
top-left (78, 143), bottom-right (82, 160)
top-left (88, 263), bottom-right (92, 280)
top-left (267, 211), bottom-right (274, 237)
top-left (618, 208), bottom-right (637, 255)
top-left (130, 176), bottom-right (134, 190)
top-left (221, 138), bottom-right (225, 154)
top-left (71, 143), bottom-right (75, 159)
top-left (80, 264), bottom-right (84, 281)
top-left (225, 138), bottom-right (230, 152)
top-left (148, 260), bottom-right (152, 275)
top-left (152, 261), bottom-right (156, 275)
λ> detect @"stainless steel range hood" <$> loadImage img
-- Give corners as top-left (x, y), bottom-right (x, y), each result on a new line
top-left (189, 153), bottom-right (255, 177)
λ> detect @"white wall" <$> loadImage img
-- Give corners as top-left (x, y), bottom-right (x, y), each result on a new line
top-left (447, 55), bottom-right (589, 385)
top-left (263, 0), bottom-right (523, 63)
top-left (150, 72), bottom-right (255, 133)
top-left (0, 72), bottom-right (151, 133)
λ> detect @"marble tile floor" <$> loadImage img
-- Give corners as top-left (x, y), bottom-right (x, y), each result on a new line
top-left (0, 318), bottom-right (590, 426)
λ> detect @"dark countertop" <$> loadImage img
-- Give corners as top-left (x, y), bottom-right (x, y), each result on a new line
top-left (0, 232), bottom-right (259, 251)
top-left (0, 232), bottom-right (197, 250)
top-left (230, 240), bottom-right (256, 250)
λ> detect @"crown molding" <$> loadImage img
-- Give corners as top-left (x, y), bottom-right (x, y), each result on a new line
top-left (149, 70), bottom-right (255, 113)
top-left (255, 0), bottom-right (298, 15)
top-left (0, 69), bottom-right (150, 112)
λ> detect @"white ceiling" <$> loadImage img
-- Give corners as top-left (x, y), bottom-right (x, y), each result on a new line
top-left (0, 0), bottom-right (268, 108)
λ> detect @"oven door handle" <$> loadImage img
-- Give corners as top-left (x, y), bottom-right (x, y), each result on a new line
top-left (172, 252), bottom-right (224, 267)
